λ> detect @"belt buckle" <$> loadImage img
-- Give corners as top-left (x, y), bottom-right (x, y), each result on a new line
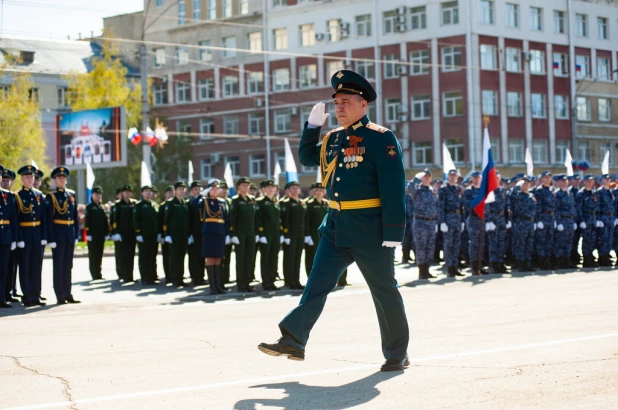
top-left (331, 201), bottom-right (341, 211)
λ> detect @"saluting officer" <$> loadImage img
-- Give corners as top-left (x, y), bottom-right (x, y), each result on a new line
top-left (110, 185), bottom-right (137, 283)
top-left (218, 182), bottom-right (233, 286)
top-left (187, 181), bottom-right (205, 285)
top-left (158, 186), bottom-right (174, 283)
top-left (134, 185), bottom-right (159, 285)
top-left (438, 169), bottom-right (465, 277)
top-left (255, 179), bottom-right (281, 291)
top-left (164, 181), bottom-right (189, 287)
top-left (85, 186), bottom-right (109, 281)
top-left (304, 182), bottom-right (329, 277)
top-left (2, 169), bottom-right (20, 303)
top-left (0, 165), bottom-right (19, 308)
top-left (280, 181), bottom-right (306, 290)
top-left (229, 177), bottom-right (257, 292)
top-left (46, 167), bottom-right (80, 304)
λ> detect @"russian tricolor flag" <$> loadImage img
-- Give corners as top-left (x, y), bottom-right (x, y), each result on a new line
top-left (553, 61), bottom-right (560, 69)
top-left (576, 64), bottom-right (582, 72)
top-left (128, 127), bottom-right (142, 146)
top-left (470, 127), bottom-right (499, 219)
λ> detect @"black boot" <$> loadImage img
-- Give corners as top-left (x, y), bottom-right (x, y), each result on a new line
top-left (447, 266), bottom-right (456, 278)
top-left (526, 260), bottom-right (537, 272)
top-left (401, 247), bottom-right (411, 263)
top-left (418, 265), bottom-right (427, 280)
top-left (600, 254), bottom-right (612, 267)
top-left (471, 261), bottom-right (482, 275)
top-left (206, 266), bottom-right (218, 295)
top-left (213, 265), bottom-right (227, 294)
top-left (426, 265), bottom-right (437, 279)
top-left (499, 262), bottom-right (510, 273)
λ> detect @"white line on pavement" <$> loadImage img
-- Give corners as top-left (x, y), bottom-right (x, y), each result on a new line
top-left (4, 332), bottom-right (618, 410)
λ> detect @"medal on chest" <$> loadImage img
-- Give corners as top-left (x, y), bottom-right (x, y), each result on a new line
top-left (344, 136), bottom-right (365, 169)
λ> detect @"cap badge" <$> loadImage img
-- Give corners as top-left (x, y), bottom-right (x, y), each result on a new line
top-left (336, 71), bottom-right (344, 79)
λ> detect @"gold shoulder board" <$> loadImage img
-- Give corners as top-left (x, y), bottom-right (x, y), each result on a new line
top-left (366, 122), bottom-right (389, 133)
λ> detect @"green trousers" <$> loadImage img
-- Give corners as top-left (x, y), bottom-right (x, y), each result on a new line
top-left (169, 232), bottom-right (188, 284)
top-left (283, 237), bottom-right (303, 287)
top-left (259, 234), bottom-right (280, 287)
top-left (235, 233), bottom-right (256, 290)
top-left (87, 239), bottom-right (105, 280)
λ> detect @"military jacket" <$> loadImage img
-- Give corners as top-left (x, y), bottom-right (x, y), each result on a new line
top-left (280, 197), bottom-right (306, 239)
top-left (575, 189), bottom-right (598, 224)
top-left (512, 191), bottom-right (536, 222)
top-left (438, 184), bottom-right (463, 224)
top-left (133, 199), bottom-right (158, 239)
top-left (405, 193), bottom-right (414, 224)
top-left (463, 186), bottom-right (479, 219)
top-left (485, 187), bottom-right (509, 226)
top-left (255, 195), bottom-right (280, 237)
top-left (229, 194), bottom-right (256, 236)
top-left (596, 187), bottom-right (615, 219)
top-left (45, 188), bottom-right (79, 243)
top-left (299, 115), bottom-right (405, 247)
top-left (188, 195), bottom-right (203, 238)
top-left (0, 188), bottom-right (18, 245)
top-left (411, 185), bottom-right (437, 220)
top-left (533, 185), bottom-right (557, 222)
top-left (190, 195), bottom-right (228, 236)
top-left (111, 198), bottom-right (137, 234)
top-left (15, 187), bottom-right (46, 244)
top-left (165, 197), bottom-right (189, 234)
top-left (85, 201), bottom-right (109, 241)
top-left (554, 189), bottom-right (576, 224)
top-left (158, 199), bottom-right (171, 236)
top-left (305, 197), bottom-right (329, 240)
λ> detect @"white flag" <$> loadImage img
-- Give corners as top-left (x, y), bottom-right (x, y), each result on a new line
top-left (602, 150), bottom-right (610, 175)
top-left (188, 160), bottom-right (194, 186)
top-left (273, 162), bottom-right (282, 182)
top-left (223, 162), bottom-right (234, 190)
top-left (565, 149), bottom-right (574, 176)
top-left (141, 161), bottom-right (152, 187)
top-left (524, 147), bottom-right (533, 176)
top-left (316, 166), bottom-right (322, 183)
top-left (86, 162), bottom-right (95, 190)
top-left (31, 159), bottom-right (39, 169)
top-left (284, 138), bottom-right (298, 182)
top-left (442, 143), bottom-right (456, 179)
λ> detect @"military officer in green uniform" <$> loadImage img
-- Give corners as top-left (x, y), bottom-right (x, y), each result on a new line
top-left (304, 182), bottom-right (328, 276)
top-left (133, 185), bottom-right (159, 285)
top-left (164, 181), bottom-right (189, 287)
top-left (85, 186), bottom-right (109, 281)
top-left (110, 185), bottom-right (138, 283)
top-left (255, 179), bottom-right (281, 291)
top-left (229, 177), bottom-right (257, 292)
top-left (218, 182), bottom-right (233, 286)
top-left (259, 70), bottom-right (410, 372)
top-left (158, 186), bottom-right (174, 283)
top-left (280, 181), bottom-right (306, 290)
top-left (187, 181), bottom-right (205, 285)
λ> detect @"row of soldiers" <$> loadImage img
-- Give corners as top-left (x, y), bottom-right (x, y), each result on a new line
top-left (85, 177), bottom-right (347, 295)
top-left (405, 169), bottom-right (618, 278)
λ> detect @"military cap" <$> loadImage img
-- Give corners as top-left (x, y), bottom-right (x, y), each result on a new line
top-left (1, 168), bottom-right (14, 179)
top-left (512, 172), bottom-right (525, 180)
top-left (572, 174), bottom-right (581, 180)
top-left (17, 165), bottom-right (37, 175)
top-left (600, 174), bottom-right (611, 180)
top-left (92, 186), bottom-right (103, 194)
top-left (583, 174), bottom-right (595, 181)
top-left (116, 186), bottom-right (123, 194)
top-left (421, 168), bottom-right (432, 176)
top-left (313, 182), bottom-right (325, 189)
top-left (165, 185), bottom-right (174, 193)
top-left (249, 183), bottom-right (258, 190)
top-left (529, 176), bottom-right (538, 182)
top-left (235, 176), bottom-right (250, 187)
top-left (0, 164), bottom-right (4, 172)
top-left (540, 170), bottom-right (552, 177)
top-left (447, 169), bottom-right (458, 175)
top-left (470, 171), bottom-right (481, 178)
top-left (206, 178), bottom-right (220, 188)
top-left (189, 181), bottom-right (202, 189)
top-left (35, 169), bottom-right (44, 179)
top-left (141, 185), bottom-right (153, 192)
top-left (522, 175), bottom-right (532, 182)
top-left (432, 178), bottom-right (442, 184)
top-left (462, 177), bottom-right (471, 185)
top-left (331, 69), bottom-right (377, 103)
top-left (50, 166), bottom-right (70, 178)
top-left (219, 182), bottom-right (229, 189)
top-left (121, 184), bottom-right (133, 192)
top-left (151, 185), bottom-right (158, 193)
top-left (174, 181), bottom-right (187, 189)
top-left (260, 179), bottom-right (275, 189)
top-left (553, 174), bottom-right (567, 181)
top-left (285, 181), bottom-right (300, 190)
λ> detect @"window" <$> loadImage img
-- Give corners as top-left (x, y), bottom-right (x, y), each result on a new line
top-left (441, 1), bottom-right (459, 25)
top-left (247, 72), bottom-right (264, 94)
top-left (384, 54), bottom-right (399, 79)
top-left (529, 49), bottom-right (545, 74)
top-left (57, 87), bottom-right (69, 108)
top-left (443, 91), bottom-right (463, 117)
top-left (153, 48), bottom-right (166, 67)
top-left (491, 139), bottom-right (500, 163)
top-left (597, 17), bottom-right (609, 39)
top-left (598, 98), bottom-right (611, 122)
top-left (299, 64), bottom-right (317, 89)
top-left (410, 6), bottom-right (426, 30)
top-left (356, 60), bottom-right (375, 80)
top-left (207, 0), bottom-right (216, 19)
top-left (248, 32), bottom-right (262, 53)
top-left (576, 97), bottom-right (590, 121)
top-left (441, 46), bottom-right (462, 72)
top-left (507, 92), bottom-right (522, 117)
top-left (176, 82), bottom-right (191, 103)
top-left (223, 116), bottom-right (239, 135)
top-left (505, 48), bottom-right (521, 72)
top-left (575, 14), bottom-right (587, 37)
top-left (529, 7), bottom-right (542, 31)
top-left (446, 139), bottom-right (464, 163)
top-left (273, 0), bottom-right (286, 6)
top-left (154, 85), bottom-right (168, 105)
top-left (27, 87), bottom-right (38, 102)
top-left (578, 141), bottom-right (591, 161)
top-left (506, 3), bottom-right (519, 28)
top-left (328, 19), bottom-right (342, 42)
top-left (300, 106), bottom-right (312, 126)
top-left (414, 142), bottom-right (432, 165)
top-left (174, 46), bottom-right (189, 65)
top-left (222, 76), bottom-right (239, 97)
top-left (553, 10), bottom-right (565, 34)
top-left (199, 40), bottom-right (212, 61)
top-left (178, 0), bottom-right (186, 25)
top-left (327, 61), bottom-right (344, 79)
top-left (555, 141), bottom-right (569, 164)
top-left (532, 140), bottom-right (547, 164)
top-left (575, 55), bottom-right (589, 79)
top-left (222, 36), bottom-right (236, 57)
top-left (156, 0), bottom-right (162, 7)
top-left (274, 109), bottom-right (291, 133)
top-left (386, 98), bottom-right (401, 123)
top-left (273, 68), bottom-right (290, 91)
top-left (224, 156), bottom-right (240, 176)
top-left (223, 0), bottom-right (232, 17)
top-left (552, 52), bottom-right (567, 76)
top-left (480, 0), bottom-right (494, 25)
top-left (383, 11), bottom-right (397, 34)
top-left (356, 14), bottom-right (372, 37)
top-left (480, 44), bottom-right (496, 70)
top-left (531, 93), bottom-right (546, 118)
top-left (274, 28), bottom-right (288, 50)
top-left (249, 113), bottom-right (264, 135)
top-left (239, 0), bottom-right (249, 15)
top-left (199, 118), bottom-right (214, 140)
top-left (198, 78), bottom-right (214, 100)
top-left (300, 24), bottom-right (315, 47)
top-left (482, 90), bottom-right (498, 116)
top-left (509, 139), bottom-right (524, 163)
top-left (192, 0), bottom-right (201, 20)
top-left (410, 50), bottom-right (429, 75)
top-left (554, 95), bottom-right (569, 119)
top-left (200, 159), bottom-right (213, 179)
top-left (597, 57), bottom-right (610, 80)
top-left (274, 152), bottom-right (285, 174)
top-left (250, 155), bottom-right (266, 177)
top-left (327, 104), bottom-right (338, 128)
top-left (412, 95), bottom-right (431, 120)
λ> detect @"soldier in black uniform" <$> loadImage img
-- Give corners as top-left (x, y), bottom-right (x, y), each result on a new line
top-left (164, 181), bottom-right (189, 287)
top-left (255, 179), bottom-right (281, 291)
top-left (280, 181), bottom-right (306, 290)
top-left (158, 186), bottom-right (174, 283)
top-left (111, 185), bottom-right (137, 283)
top-left (0, 165), bottom-right (18, 308)
top-left (134, 185), bottom-right (159, 285)
top-left (1, 169), bottom-right (20, 303)
top-left (187, 181), bottom-right (205, 285)
top-left (85, 186), bottom-right (109, 281)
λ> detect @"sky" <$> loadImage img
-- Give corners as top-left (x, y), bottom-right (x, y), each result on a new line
top-left (0, 0), bottom-right (143, 40)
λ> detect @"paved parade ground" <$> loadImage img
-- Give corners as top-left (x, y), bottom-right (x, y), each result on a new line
top-left (1, 254), bottom-right (617, 409)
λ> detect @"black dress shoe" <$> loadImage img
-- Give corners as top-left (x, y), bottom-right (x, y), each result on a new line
top-left (0, 302), bottom-right (12, 308)
top-left (66, 298), bottom-right (81, 304)
top-left (37, 301), bottom-right (47, 306)
top-left (57, 299), bottom-right (68, 305)
top-left (380, 356), bottom-right (410, 371)
top-left (40, 296), bottom-right (47, 301)
top-left (23, 301), bottom-right (38, 307)
top-left (8, 297), bottom-right (19, 303)
top-left (258, 335), bottom-right (305, 361)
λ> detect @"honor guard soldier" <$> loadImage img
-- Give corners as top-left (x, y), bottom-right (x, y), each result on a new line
top-left (158, 186), bottom-right (174, 283)
top-left (533, 171), bottom-right (557, 270)
top-left (110, 185), bottom-right (138, 283)
top-left (164, 181), bottom-right (189, 287)
top-left (463, 171), bottom-right (487, 275)
top-left (229, 177), bottom-right (257, 292)
top-left (187, 181), bottom-right (205, 286)
top-left (34, 169), bottom-right (43, 190)
top-left (0, 167), bottom-right (19, 308)
top-left (512, 176), bottom-right (537, 272)
top-left (218, 182), bottom-right (233, 286)
top-left (576, 175), bottom-right (600, 268)
top-left (259, 69), bottom-right (410, 372)
top-left (134, 185), bottom-right (159, 284)
top-left (485, 172), bottom-right (510, 274)
top-left (304, 182), bottom-right (328, 276)
top-left (15, 165), bottom-right (47, 307)
top-left (46, 167), bottom-right (80, 304)
top-left (595, 174), bottom-right (614, 267)
top-left (255, 179), bottom-right (281, 291)
top-left (438, 169), bottom-right (465, 277)
top-left (85, 186), bottom-right (109, 281)
top-left (411, 170), bottom-right (438, 279)
top-left (553, 175), bottom-right (577, 269)
top-left (280, 181), bottom-right (306, 290)
top-left (569, 175), bottom-right (583, 265)
top-left (2, 168), bottom-right (20, 303)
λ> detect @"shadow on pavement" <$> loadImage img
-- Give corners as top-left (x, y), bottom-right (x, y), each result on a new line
top-left (234, 370), bottom-right (402, 410)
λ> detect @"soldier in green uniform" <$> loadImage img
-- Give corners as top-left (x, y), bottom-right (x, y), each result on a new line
top-left (164, 181), bottom-right (189, 287)
top-left (112, 187), bottom-right (122, 279)
top-left (280, 181), bottom-right (306, 290)
top-left (133, 185), bottom-right (159, 285)
top-left (304, 182), bottom-right (328, 276)
top-left (229, 177), bottom-right (257, 292)
top-left (158, 186), bottom-right (174, 283)
top-left (218, 182), bottom-right (233, 286)
top-left (259, 70), bottom-right (410, 372)
top-left (255, 179), bottom-right (281, 291)
top-left (110, 185), bottom-right (137, 283)
top-left (187, 181), bottom-right (205, 286)
top-left (85, 186), bottom-right (109, 281)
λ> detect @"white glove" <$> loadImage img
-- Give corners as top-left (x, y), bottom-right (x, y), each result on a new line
top-left (307, 102), bottom-right (329, 127)
top-left (440, 223), bottom-right (448, 233)
top-left (259, 237), bottom-right (267, 244)
top-left (415, 171), bottom-right (426, 179)
top-left (485, 223), bottom-right (491, 231)
top-left (614, 219), bottom-right (618, 227)
top-left (105, 235), bottom-right (110, 241)
top-left (280, 235), bottom-right (285, 244)
top-left (435, 225), bottom-right (438, 233)
top-left (157, 234), bottom-right (162, 243)
top-left (10, 242), bottom-right (16, 251)
top-left (187, 235), bottom-right (194, 245)
top-left (48, 242), bottom-right (57, 249)
top-left (382, 241), bottom-right (400, 247)
top-left (557, 224), bottom-right (564, 231)
top-left (41, 240), bottom-right (47, 246)
top-left (231, 236), bottom-right (240, 245)
top-left (533, 224), bottom-right (536, 231)
top-left (554, 221), bottom-right (557, 229)
top-left (86, 236), bottom-right (92, 242)
top-left (17, 241), bottom-right (25, 248)
top-left (255, 235), bottom-right (260, 243)
top-left (461, 222), bottom-right (465, 231)
top-left (597, 220), bottom-right (604, 228)
top-left (112, 234), bottom-right (122, 242)
top-left (165, 236), bottom-right (173, 243)
top-left (284, 238), bottom-right (291, 245)
top-left (137, 235), bottom-right (144, 243)
top-left (305, 236), bottom-right (314, 246)
top-left (75, 239), bottom-right (79, 246)
top-left (225, 235), bottom-right (231, 245)
top-left (573, 223), bottom-right (577, 230)
top-left (536, 221), bottom-right (544, 230)
top-left (579, 222), bottom-right (587, 229)
top-left (506, 221), bottom-right (512, 229)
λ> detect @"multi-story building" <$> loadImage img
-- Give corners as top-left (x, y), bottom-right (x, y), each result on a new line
top-left (144, 0), bottom-right (618, 184)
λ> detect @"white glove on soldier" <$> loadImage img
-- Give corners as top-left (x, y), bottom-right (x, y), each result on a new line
top-left (225, 235), bottom-right (231, 245)
top-left (506, 221), bottom-right (512, 229)
top-left (137, 235), bottom-right (144, 243)
top-left (259, 237), bottom-right (267, 244)
top-left (48, 242), bottom-right (57, 249)
top-left (597, 220), bottom-right (604, 228)
top-left (112, 234), bottom-right (122, 242)
top-left (305, 236), bottom-right (314, 246)
top-left (17, 241), bottom-right (25, 248)
top-left (255, 235), bottom-right (260, 243)
top-left (537, 221), bottom-right (544, 230)
top-left (307, 102), bottom-right (329, 127)
top-left (86, 236), bottom-right (92, 242)
top-left (105, 235), bottom-right (110, 241)
top-left (440, 223), bottom-right (448, 233)
top-left (284, 238), bottom-right (291, 245)
top-left (75, 239), bottom-right (79, 246)
top-left (41, 240), bottom-right (47, 246)
top-left (554, 221), bottom-right (557, 229)
top-left (579, 222), bottom-right (587, 229)
top-left (165, 236), bottom-right (173, 243)
top-left (187, 235), bottom-right (194, 245)
top-left (573, 223), bottom-right (577, 230)
top-left (280, 235), bottom-right (285, 244)
top-left (10, 242), bottom-right (16, 251)
top-left (461, 222), bottom-right (465, 231)
top-left (157, 234), bottom-right (162, 244)
top-left (435, 225), bottom-right (438, 233)
top-left (557, 224), bottom-right (564, 231)
top-left (231, 236), bottom-right (240, 245)
top-left (614, 219), bottom-right (618, 227)
top-left (382, 241), bottom-right (400, 247)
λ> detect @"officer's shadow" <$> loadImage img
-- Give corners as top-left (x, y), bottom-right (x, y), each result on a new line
top-left (234, 370), bottom-right (402, 410)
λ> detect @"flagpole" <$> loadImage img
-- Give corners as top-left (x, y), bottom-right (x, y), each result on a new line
top-left (478, 115), bottom-right (490, 275)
